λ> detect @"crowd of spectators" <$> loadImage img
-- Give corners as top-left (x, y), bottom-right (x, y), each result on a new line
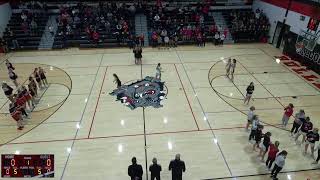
top-left (56, 2), bottom-right (138, 47)
top-left (0, 1), bottom-right (272, 51)
top-left (19, 10), bottom-right (40, 36)
top-left (146, 2), bottom-right (229, 47)
top-left (10, 0), bottom-right (47, 11)
top-left (1, 9), bottom-right (45, 51)
top-left (229, 9), bottom-right (270, 42)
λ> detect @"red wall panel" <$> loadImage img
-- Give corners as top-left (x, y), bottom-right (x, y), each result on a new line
top-left (0, 0), bottom-right (8, 5)
top-left (261, 0), bottom-right (320, 19)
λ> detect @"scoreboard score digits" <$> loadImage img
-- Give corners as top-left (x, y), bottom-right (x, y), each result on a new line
top-left (1, 154), bottom-right (54, 178)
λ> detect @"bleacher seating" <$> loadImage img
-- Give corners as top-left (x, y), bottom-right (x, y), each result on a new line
top-left (145, 3), bottom-right (216, 46)
top-left (53, 2), bottom-right (135, 49)
top-left (223, 9), bottom-right (270, 43)
top-left (2, 11), bottom-right (49, 50)
top-left (0, 1), bottom-right (269, 51)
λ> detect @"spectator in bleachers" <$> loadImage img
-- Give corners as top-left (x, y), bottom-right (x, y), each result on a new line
top-left (55, 2), bottom-right (135, 47)
top-left (160, 29), bottom-right (167, 43)
top-left (164, 35), bottom-right (170, 48)
top-left (21, 12), bottom-right (28, 22)
top-left (223, 28), bottom-right (228, 39)
top-left (92, 31), bottom-right (99, 45)
top-left (9, 29), bottom-right (19, 50)
top-left (49, 25), bottom-right (54, 37)
top-left (21, 21), bottom-right (29, 35)
top-left (151, 31), bottom-right (158, 47)
top-left (30, 19), bottom-right (38, 35)
top-left (0, 38), bottom-right (9, 53)
top-left (129, 4), bottom-right (136, 15)
top-left (154, 14), bottom-right (160, 22)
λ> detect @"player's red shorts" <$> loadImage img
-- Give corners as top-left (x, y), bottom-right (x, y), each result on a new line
top-left (11, 111), bottom-right (21, 121)
top-left (16, 97), bottom-right (26, 106)
top-left (24, 93), bottom-right (32, 101)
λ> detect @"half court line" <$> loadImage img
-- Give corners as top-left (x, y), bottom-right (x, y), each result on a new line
top-left (174, 49), bottom-right (234, 177)
top-left (87, 66), bottom-right (108, 138)
top-left (59, 53), bottom-right (105, 180)
top-left (174, 64), bottom-right (200, 130)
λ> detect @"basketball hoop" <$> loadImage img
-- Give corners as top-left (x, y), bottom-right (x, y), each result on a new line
top-left (296, 30), bottom-right (318, 52)
top-left (295, 42), bottom-right (304, 53)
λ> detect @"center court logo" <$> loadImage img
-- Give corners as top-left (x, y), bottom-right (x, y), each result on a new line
top-left (109, 76), bottom-right (167, 110)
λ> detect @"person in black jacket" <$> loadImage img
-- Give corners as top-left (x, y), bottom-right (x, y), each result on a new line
top-left (128, 157), bottom-right (143, 180)
top-left (133, 46), bottom-right (142, 65)
top-left (168, 154), bottom-right (186, 180)
top-left (244, 82), bottom-right (254, 105)
top-left (149, 157), bottom-right (161, 180)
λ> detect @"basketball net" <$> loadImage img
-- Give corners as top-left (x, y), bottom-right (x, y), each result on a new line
top-left (295, 41), bottom-right (304, 53)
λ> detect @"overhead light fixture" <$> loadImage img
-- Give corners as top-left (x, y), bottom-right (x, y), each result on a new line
top-left (118, 144), bottom-right (123, 153)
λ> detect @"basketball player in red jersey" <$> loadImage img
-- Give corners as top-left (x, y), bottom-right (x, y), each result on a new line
top-left (9, 103), bottom-right (24, 130)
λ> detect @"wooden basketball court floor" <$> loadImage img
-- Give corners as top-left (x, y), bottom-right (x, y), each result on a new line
top-left (0, 44), bottom-right (319, 180)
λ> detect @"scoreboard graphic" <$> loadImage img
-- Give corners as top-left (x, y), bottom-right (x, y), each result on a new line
top-left (1, 154), bottom-right (54, 178)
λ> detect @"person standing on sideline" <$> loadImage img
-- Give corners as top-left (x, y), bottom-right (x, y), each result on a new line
top-left (266, 141), bottom-right (280, 169)
top-left (113, 74), bottom-right (122, 88)
top-left (253, 125), bottom-right (264, 151)
top-left (133, 46), bottom-right (142, 65)
top-left (290, 109), bottom-right (305, 136)
top-left (249, 115), bottom-right (259, 141)
top-left (9, 103), bottom-right (24, 130)
top-left (259, 131), bottom-right (272, 161)
top-left (295, 117), bottom-right (313, 144)
top-left (149, 157), bottom-right (161, 180)
top-left (281, 103), bottom-right (294, 128)
top-left (39, 67), bottom-right (48, 87)
top-left (230, 59), bottom-right (237, 81)
top-left (169, 154), bottom-right (186, 180)
top-left (128, 157), bottom-right (143, 180)
top-left (312, 143), bottom-right (320, 164)
top-left (270, 151), bottom-right (288, 180)
top-left (220, 33), bottom-right (225, 46)
top-left (28, 76), bottom-right (38, 97)
top-left (225, 58), bottom-right (232, 78)
top-left (245, 106), bottom-right (255, 131)
top-left (8, 68), bottom-right (19, 87)
top-left (304, 128), bottom-right (319, 158)
top-left (34, 68), bottom-right (42, 89)
top-left (155, 63), bottom-right (162, 80)
top-left (214, 32), bottom-right (219, 46)
top-left (244, 82), bottom-right (254, 105)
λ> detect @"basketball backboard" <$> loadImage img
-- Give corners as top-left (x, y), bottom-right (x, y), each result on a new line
top-left (296, 30), bottom-right (319, 51)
